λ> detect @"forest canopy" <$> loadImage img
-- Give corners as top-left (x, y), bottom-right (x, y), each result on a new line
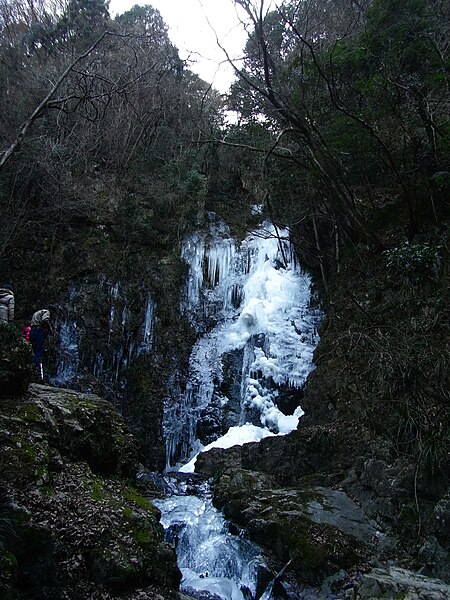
top-left (0, 0), bottom-right (449, 272)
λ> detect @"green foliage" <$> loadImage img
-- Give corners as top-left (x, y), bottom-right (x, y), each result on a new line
top-left (183, 170), bottom-right (209, 218)
top-left (0, 0), bottom-right (224, 273)
top-left (419, 428), bottom-right (449, 477)
top-left (115, 4), bottom-right (167, 37)
top-left (432, 172), bottom-right (450, 190)
top-left (113, 196), bottom-right (158, 246)
top-left (184, 170), bottom-right (208, 199)
top-left (56, 0), bottom-right (110, 43)
top-left (383, 242), bottom-right (442, 278)
top-left (122, 506), bottom-right (133, 520)
top-left (124, 487), bottom-right (158, 515)
top-left (320, 213), bottom-right (450, 508)
top-left (227, 0), bottom-right (450, 248)
top-left (131, 527), bottom-right (154, 548)
top-left (91, 480), bottom-right (107, 502)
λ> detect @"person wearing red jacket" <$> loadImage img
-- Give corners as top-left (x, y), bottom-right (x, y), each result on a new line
top-left (29, 307), bottom-right (53, 381)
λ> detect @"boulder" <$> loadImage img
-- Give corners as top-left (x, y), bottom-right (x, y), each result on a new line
top-left (196, 423), bottom-right (372, 487)
top-left (27, 383), bottom-right (139, 476)
top-left (196, 445), bottom-right (244, 475)
top-left (0, 384), bottom-right (182, 599)
top-left (418, 536), bottom-right (450, 583)
top-left (212, 468), bottom-right (378, 585)
top-left (356, 566), bottom-right (450, 599)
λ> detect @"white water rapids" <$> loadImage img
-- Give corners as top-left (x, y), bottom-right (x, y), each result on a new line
top-left (156, 216), bottom-right (322, 599)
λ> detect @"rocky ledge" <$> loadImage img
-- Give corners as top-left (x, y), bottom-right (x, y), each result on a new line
top-left (0, 384), bottom-right (183, 599)
top-left (196, 439), bottom-right (450, 599)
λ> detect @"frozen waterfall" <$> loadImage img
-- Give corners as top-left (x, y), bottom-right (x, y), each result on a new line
top-left (165, 218), bottom-right (321, 470)
top-left (52, 281), bottom-right (156, 387)
top-left (51, 286), bottom-right (79, 386)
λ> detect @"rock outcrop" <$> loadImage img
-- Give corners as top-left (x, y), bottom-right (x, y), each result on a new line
top-left (203, 466), bottom-right (377, 585)
top-left (195, 437), bottom-right (450, 598)
top-left (0, 384), bottom-right (182, 599)
top-left (196, 422), bottom-right (372, 486)
top-left (356, 566), bottom-right (450, 600)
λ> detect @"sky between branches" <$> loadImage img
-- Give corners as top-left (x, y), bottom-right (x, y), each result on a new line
top-left (110, 0), bottom-right (251, 93)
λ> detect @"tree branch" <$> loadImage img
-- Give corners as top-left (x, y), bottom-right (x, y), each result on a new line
top-left (0, 30), bottom-right (138, 171)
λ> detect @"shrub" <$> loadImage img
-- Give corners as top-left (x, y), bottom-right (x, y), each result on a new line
top-left (0, 323), bottom-right (33, 396)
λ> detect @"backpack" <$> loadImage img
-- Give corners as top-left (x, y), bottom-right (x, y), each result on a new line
top-left (22, 325), bottom-right (31, 342)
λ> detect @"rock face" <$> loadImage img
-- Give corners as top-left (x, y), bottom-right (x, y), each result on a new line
top-left (356, 566), bottom-right (450, 599)
top-left (0, 384), bottom-right (182, 599)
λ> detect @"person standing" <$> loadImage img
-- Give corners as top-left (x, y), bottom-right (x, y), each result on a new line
top-left (29, 307), bottom-right (52, 381)
top-left (0, 283), bottom-right (14, 323)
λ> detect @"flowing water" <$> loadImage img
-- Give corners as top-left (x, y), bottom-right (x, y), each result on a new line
top-left (156, 215), bottom-right (322, 599)
top-left (154, 483), bottom-right (262, 600)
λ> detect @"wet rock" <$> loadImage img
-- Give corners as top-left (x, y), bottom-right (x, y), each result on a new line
top-left (181, 587), bottom-right (223, 600)
top-left (432, 493), bottom-right (450, 548)
top-left (195, 348), bottom-right (246, 446)
top-left (356, 566), bottom-right (450, 599)
top-left (220, 349), bottom-right (245, 427)
top-left (212, 468), bottom-right (377, 585)
top-left (418, 536), bottom-right (450, 583)
top-left (196, 395), bottom-right (228, 445)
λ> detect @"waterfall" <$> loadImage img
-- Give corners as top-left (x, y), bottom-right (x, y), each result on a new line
top-left (164, 218), bottom-right (321, 469)
top-left (157, 215), bottom-right (322, 600)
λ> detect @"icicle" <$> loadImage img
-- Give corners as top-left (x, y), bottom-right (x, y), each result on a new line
top-left (93, 353), bottom-right (104, 377)
top-left (108, 282), bottom-right (119, 343)
top-left (181, 233), bottom-right (205, 314)
top-left (51, 285), bottom-right (79, 386)
top-left (206, 239), bottom-right (236, 287)
top-left (139, 292), bottom-right (155, 354)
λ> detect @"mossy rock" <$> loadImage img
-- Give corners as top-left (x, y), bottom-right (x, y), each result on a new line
top-left (213, 470), bottom-right (375, 584)
top-left (86, 546), bottom-right (141, 591)
top-left (0, 430), bottom-right (51, 490)
top-left (124, 486), bottom-right (161, 517)
top-left (26, 385), bottom-right (139, 476)
top-left (0, 345), bottom-right (180, 598)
